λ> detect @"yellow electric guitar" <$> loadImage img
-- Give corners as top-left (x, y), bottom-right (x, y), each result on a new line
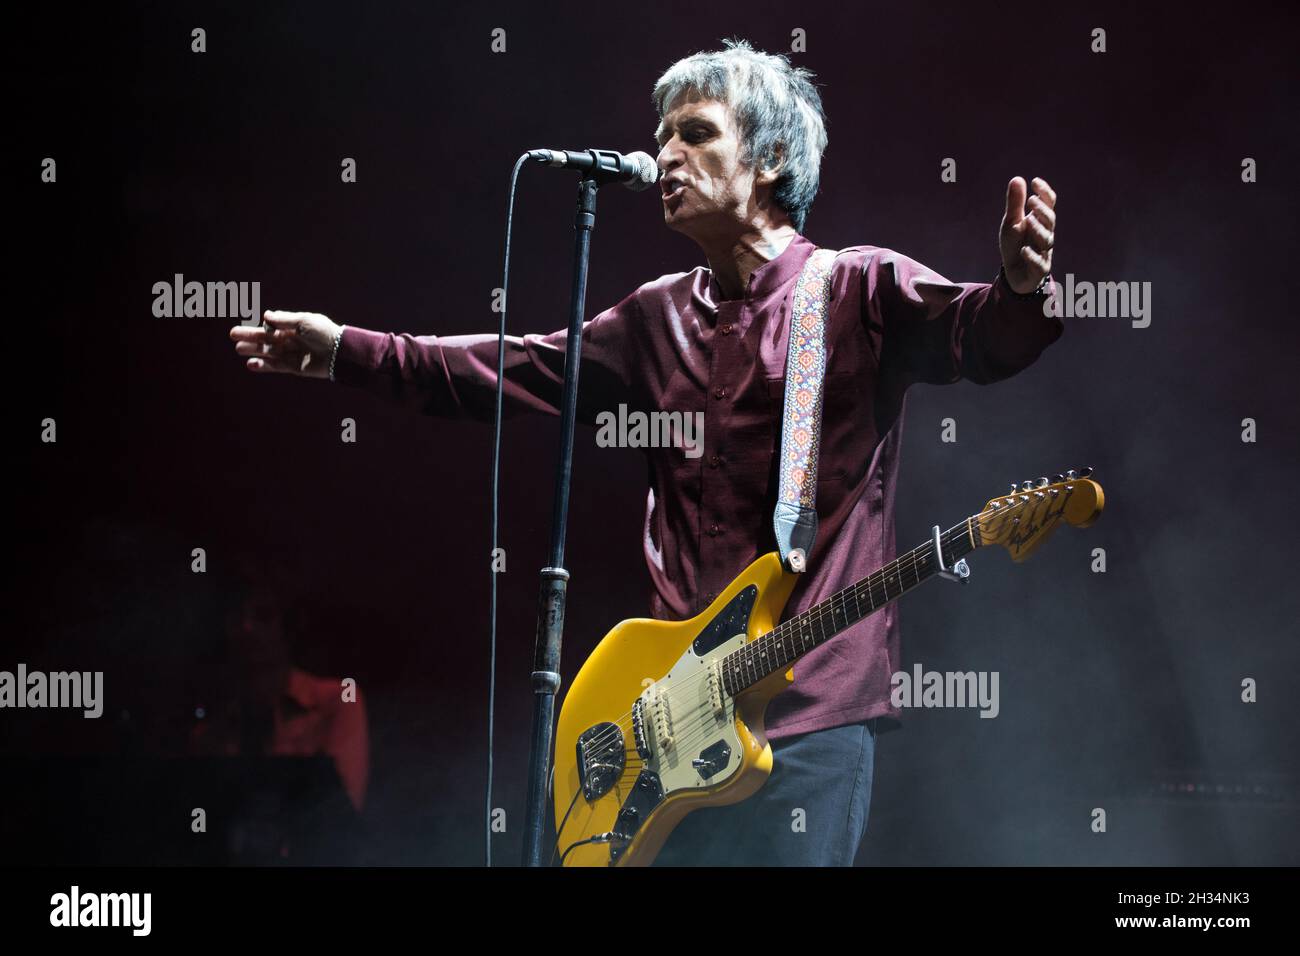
top-left (553, 469), bottom-right (1105, 866)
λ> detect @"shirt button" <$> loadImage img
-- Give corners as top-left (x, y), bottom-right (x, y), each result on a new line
top-left (708, 523), bottom-right (721, 536)
top-left (720, 323), bottom-right (733, 335)
top-left (713, 386), bottom-right (727, 400)
top-left (708, 454), bottom-right (722, 468)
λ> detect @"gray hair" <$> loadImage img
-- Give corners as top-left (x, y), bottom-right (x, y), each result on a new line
top-left (651, 37), bottom-right (828, 232)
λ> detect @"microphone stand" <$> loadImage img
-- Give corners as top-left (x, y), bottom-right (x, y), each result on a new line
top-left (520, 160), bottom-right (620, 867)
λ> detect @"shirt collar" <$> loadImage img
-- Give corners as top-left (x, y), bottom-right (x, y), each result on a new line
top-left (705, 232), bottom-right (817, 304)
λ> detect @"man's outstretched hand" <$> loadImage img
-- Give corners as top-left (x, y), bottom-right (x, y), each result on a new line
top-left (999, 176), bottom-right (1056, 294)
top-left (229, 311), bottom-right (343, 379)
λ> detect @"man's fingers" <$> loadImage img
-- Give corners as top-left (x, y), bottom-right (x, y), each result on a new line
top-left (1030, 177), bottom-right (1056, 207)
top-left (233, 340), bottom-right (296, 358)
top-left (1027, 195), bottom-right (1056, 229)
top-left (1020, 244), bottom-right (1051, 274)
top-left (261, 310), bottom-right (314, 330)
top-left (229, 326), bottom-right (298, 345)
top-left (245, 355), bottom-right (296, 374)
top-left (1003, 176), bottom-right (1027, 228)
top-left (233, 331), bottom-right (302, 355)
top-left (1024, 214), bottom-right (1054, 252)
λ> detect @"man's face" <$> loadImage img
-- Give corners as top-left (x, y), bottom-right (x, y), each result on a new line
top-left (655, 93), bottom-right (772, 240)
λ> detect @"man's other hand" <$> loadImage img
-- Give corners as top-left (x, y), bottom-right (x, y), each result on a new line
top-left (999, 176), bottom-right (1056, 294)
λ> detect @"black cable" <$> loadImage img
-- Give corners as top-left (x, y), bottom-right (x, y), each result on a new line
top-left (550, 774), bottom-right (585, 867)
top-left (560, 835), bottom-right (608, 866)
top-left (487, 153), bottom-right (530, 867)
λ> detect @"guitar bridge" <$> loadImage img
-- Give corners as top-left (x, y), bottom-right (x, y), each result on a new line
top-left (575, 722), bottom-right (626, 801)
top-left (630, 698), bottom-right (650, 760)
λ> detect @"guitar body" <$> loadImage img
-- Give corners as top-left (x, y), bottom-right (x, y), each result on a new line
top-left (554, 551), bottom-right (798, 867)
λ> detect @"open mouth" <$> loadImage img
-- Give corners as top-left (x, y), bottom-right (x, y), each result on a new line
top-left (662, 181), bottom-right (687, 201)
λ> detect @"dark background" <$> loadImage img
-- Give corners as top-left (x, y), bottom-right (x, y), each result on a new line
top-left (8, 0), bottom-right (1298, 865)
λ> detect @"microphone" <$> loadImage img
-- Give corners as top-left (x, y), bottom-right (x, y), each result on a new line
top-left (527, 148), bottom-right (659, 191)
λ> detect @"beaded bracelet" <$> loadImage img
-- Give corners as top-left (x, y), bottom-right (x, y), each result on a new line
top-left (328, 325), bottom-right (346, 382)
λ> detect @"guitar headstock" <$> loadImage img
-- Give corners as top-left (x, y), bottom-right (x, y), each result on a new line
top-left (974, 468), bottom-right (1105, 562)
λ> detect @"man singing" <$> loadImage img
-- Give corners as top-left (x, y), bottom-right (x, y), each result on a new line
top-left (229, 38), bottom-right (1062, 866)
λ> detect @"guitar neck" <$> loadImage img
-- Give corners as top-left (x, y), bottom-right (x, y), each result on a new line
top-left (721, 517), bottom-right (981, 697)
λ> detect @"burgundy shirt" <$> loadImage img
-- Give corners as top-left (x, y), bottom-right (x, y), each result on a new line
top-left (333, 233), bottom-right (1062, 740)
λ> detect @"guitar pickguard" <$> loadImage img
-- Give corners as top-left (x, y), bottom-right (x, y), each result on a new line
top-left (569, 587), bottom-right (765, 864)
top-left (602, 590), bottom-right (762, 850)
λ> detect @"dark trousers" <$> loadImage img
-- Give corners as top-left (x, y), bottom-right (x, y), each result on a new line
top-left (651, 718), bottom-right (877, 866)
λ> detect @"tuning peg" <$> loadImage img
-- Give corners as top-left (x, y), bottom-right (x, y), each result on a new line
top-left (1010, 483), bottom-right (1019, 494)
top-left (1065, 469), bottom-right (1077, 480)
top-left (1036, 477), bottom-right (1049, 488)
top-left (1052, 473), bottom-right (1064, 482)
top-left (1078, 465), bottom-right (1094, 478)
top-left (1020, 479), bottom-right (1034, 492)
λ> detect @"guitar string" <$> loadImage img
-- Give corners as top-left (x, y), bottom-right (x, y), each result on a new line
top-left (650, 493), bottom-right (1077, 758)
top-left (570, 495), bottom-right (1046, 774)
top-left (569, 493), bottom-right (1052, 769)
top-left (654, 491), bottom-right (1086, 759)
top-left (574, 528), bottom-right (958, 769)
top-left (568, 493), bottom-right (1049, 770)
top-left (614, 525), bottom-right (978, 762)
top-left (588, 516), bottom-right (971, 800)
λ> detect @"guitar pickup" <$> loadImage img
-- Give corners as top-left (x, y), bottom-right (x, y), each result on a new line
top-left (644, 683), bottom-right (675, 753)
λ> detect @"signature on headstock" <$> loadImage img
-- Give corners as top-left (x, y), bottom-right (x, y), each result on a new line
top-left (975, 469), bottom-right (1105, 563)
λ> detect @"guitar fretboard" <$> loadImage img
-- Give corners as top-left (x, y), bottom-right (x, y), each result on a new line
top-left (719, 518), bottom-right (979, 697)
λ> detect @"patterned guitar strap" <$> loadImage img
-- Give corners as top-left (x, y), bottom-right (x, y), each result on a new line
top-left (774, 247), bottom-right (840, 573)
